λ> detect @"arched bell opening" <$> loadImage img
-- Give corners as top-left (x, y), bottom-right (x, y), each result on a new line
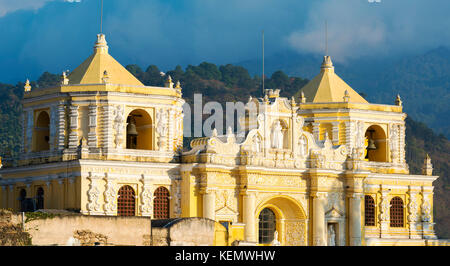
top-left (364, 125), bottom-right (388, 162)
top-left (126, 109), bottom-right (153, 150)
top-left (33, 111), bottom-right (50, 152)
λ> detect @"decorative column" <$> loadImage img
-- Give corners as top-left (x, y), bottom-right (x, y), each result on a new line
top-left (348, 193), bottom-right (363, 246)
top-left (8, 185), bottom-right (14, 209)
top-left (172, 179), bottom-right (182, 218)
top-left (68, 105), bottom-right (79, 149)
top-left (312, 122), bottom-right (320, 141)
top-left (243, 192), bottom-right (257, 243)
top-left (202, 188), bottom-right (216, 220)
top-left (408, 186), bottom-right (420, 239)
top-left (58, 178), bottom-right (65, 210)
top-left (332, 122), bottom-right (340, 145)
top-left (86, 174), bottom-right (103, 215)
top-left (421, 187), bottom-right (436, 239)
top-left (100, 105), bottom-right (113, 151)
top-left (1, 186), bottom-right (6, 209)
top-left (88, 104), bottom-right (98, 148)
top-left (399, 123), bottom-right (406, 165)
top-left (25, 110), bottom-right (33, 153)
top-left (312, 192), bottom-right (327, 246)
top-left (168, 109), bottom-right (176, 152)
top-left (45, 180), bottom-right (52, 209)
top-left (49, 105), bottom-right (58, 150)
top-left (345, 121), bottom-right (355, 152)
top-left (140, 176), bottom-right (153, 217)
top-left (103, 174), bottom-right (117, 216)
top-left (379, 187), bottom-right (390, 238)
top-left (56, 104), bottom-right (66, 150)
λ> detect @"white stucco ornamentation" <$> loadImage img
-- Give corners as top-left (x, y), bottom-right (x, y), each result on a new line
top-left (113, 105), bottom-right (124, 148)
top-left (87, 174), bottom-right (102, 214)
top-left (103, 175), bottom-right (117, 215)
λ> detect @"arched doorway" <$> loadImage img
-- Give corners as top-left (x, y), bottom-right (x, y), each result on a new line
top-left (34, 111), bottom-right (50, 152)
top-left (364, 125), bottom-right (388, 162)
top-left (258, 208), bottom-right (276, 244)
top-left (117, 185), bottom-right (136, 216)
top-left (36, 187), bottom-right (44, 210)
top-left (153, 186), bottom-right (170, 219)
top-left (126, 109), bottom-right (153, 150)
top-left (256, 196), bottom-right (307, 246)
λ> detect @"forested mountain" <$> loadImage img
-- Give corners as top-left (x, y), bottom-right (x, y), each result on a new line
top-left (0, 62), bottom-right (448, 238)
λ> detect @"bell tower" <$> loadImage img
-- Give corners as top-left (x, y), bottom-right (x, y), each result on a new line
top-left (0, 34), bottom-right (185, 217)
top-left (295, 55), bottom-right (408, 174)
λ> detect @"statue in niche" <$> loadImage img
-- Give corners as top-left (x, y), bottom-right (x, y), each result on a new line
top-left (253, 134), bottom-right (261, 153)
top-left (271, 121), bottom-right (284, 149)
top-left (328, 224), bottom-right (336, 246)
top-left (299, 135), bottom-right (307, 156)
top-left (272, 231), bottom-right (281, 246)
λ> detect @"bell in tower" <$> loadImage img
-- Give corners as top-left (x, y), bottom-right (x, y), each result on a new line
top-left (365, 129), bottom-right (377, 159)
top-left (126, 116), bottom-right (139, 149)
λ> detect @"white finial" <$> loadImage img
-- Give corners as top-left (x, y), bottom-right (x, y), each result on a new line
top-left (24, 79), bottom-right (31, 92)
top-left (395, 94), bottom-right (402, 106)
top-left (212, 128), bottom-right (218, 137)
top-left (61, 71), bottom-right (69, 85)
top-left (165, 75), bottom-right (174, 88)
top-left (299, 91), bottom-right (306, 103)
top-left (343, 90), bottom-right (350, 102)
top-left (94, 33), bottom-right (108, 54)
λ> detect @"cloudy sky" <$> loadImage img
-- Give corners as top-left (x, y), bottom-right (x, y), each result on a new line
top-left (0, 0), bottom-right (449, 83)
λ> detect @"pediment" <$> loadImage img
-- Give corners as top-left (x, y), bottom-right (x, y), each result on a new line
top-left (325, 207), bottom-right (343, 218)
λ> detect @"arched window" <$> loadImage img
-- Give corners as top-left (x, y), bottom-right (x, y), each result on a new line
top-left (19, 189), bottom-right (27, 212)
top-left (364, 195), bottom-right (376, 226)
top-left (126, 109), bottom-right (153, 150)
top-left (390, 197), bottom-right (404, 227)
top-left (258, 208), bottom-right (276, 244)
top-left (34, 111), bottom-right (50, 152)
top-left (36, 187), bottom-right (44, 210)
top-left (153, 187), bottom-right (170, 219)
top-left (117, 185), bottom-right (136, 216)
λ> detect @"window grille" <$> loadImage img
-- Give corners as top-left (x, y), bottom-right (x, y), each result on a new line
top-left (117, 185), bottom-right (136, 216)
top-left (390, 196), bottom-right (404, 227)
top-left (258, 208), bottom-right (276, 244)
top-left (364, 195), bottom-right (376, 226)
top-left (153, 187), bottom-right (170, 219)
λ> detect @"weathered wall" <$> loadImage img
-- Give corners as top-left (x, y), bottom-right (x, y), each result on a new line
top-left (168, 218), bottom-right (215, 246)
top-left (24, 215), bottom-right (151, 246)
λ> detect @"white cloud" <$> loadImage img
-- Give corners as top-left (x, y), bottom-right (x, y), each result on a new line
top-left (0, 0), bottom-right (53, 16)
top-left (0, 0), bottom-right (80, 17)
top-left (287, 0), bottom-right (450, 62)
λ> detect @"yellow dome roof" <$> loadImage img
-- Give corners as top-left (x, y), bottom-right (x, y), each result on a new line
top-left (295, 56), bottom-right (368, 103)
top-left (68, 34), bottom-right (144, 86)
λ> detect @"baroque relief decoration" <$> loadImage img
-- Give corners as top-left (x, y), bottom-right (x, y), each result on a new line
top-left (87, 174), bottom-right (102, 214)
top-left (103, 174), bottom-right (117, 215)
top-left (112, 105), bottom-right (124, 148)
top-left (156, 108), bottom-right (168, 151)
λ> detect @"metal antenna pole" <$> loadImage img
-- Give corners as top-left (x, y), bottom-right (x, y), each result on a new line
top-left (325, 20), bottom-right (328, 56)
top-left (100, 0), bottom-right (104, 33)
top-left (262, 30), bottom-right (265, 96)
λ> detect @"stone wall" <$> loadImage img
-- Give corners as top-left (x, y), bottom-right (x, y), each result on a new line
top-left (151, 218), bottom-right (215, 246)
top-left (24, 214), bottom-right (151, 246)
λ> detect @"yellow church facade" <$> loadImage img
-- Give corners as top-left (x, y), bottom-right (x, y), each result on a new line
top-left (0, 34), bottom-right (442, 246)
